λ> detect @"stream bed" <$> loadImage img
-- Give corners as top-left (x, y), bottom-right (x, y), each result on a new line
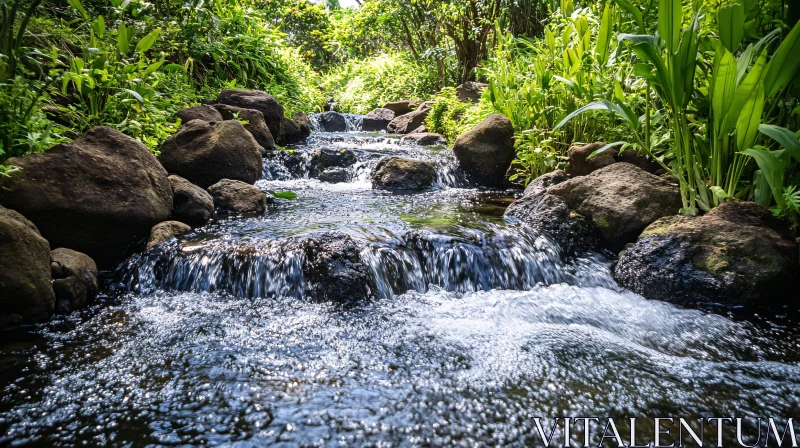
top-left (2, 123), bottom-right (799, 446)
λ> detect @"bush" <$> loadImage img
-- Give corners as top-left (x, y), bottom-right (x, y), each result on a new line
top-left (425, 88), bottom-right (492, 143)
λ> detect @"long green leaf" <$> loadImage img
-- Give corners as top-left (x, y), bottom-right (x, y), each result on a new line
top-left (719, 3), bottom-right (745, 53)
top-left (658, 0), bottom-right (681, 52)
top-left (135, 28), bottom-right (160, 53)
top-left (117, 22), bottom-right (129, 54)
top-left (595, 3), bottom-right (614, 65)
top-left (753, 170), bottom-right (773, 206)
top-left (712, 47), bottom-right (738, 132)
top-left (66, 0), bottom-right (89, 19)
top-left (763, 21), bottom-right (800, 97)
top-left (554, 101), bottom-right (611, 130)
top-left (722, 48), bottom-right (767, 135)
top-left (759, 124), bottom-right (800, 161)
top-left (736, 84), bottom-right (765, 151)
top-left (741, 147), bottom-right (785, 207)
top-left (613, 0), bottom-right (645, 33)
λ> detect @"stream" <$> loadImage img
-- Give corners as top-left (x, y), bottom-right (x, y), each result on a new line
top-left (2, 119), bottom-right (799, 446)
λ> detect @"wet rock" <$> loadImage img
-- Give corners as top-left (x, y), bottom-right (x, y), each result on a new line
top-left (176, 105), bottom-right (223, 124)
top-left (215, 89), bottom-right (285, 140)
top-left (456, 81), bottom-right (488, 103)
top-left (213, 104), bottom-right (275, 151)
top-left (361, 108), bottom-right (395, 132)
top-left (0, 206), bottom-right (54, 328)
top-left (548, 163), bottom-right (682, 252)
top-left (208, 179), bottom-right (272, 215)
top-left (50, 248), bottom-right (98, 314)
top-left (383, 99), bottom-right (421, 116)
top-left (567, 142), bottom-right (615, 177)
top-left (159, 120), bottom-right (263, 189)
top-left (386, 102), bottom-right (433, 134)
top-left (400, 133), bottom-right (446, 146)
top-left (372, 157), bottom-right (437, 191)
top-left (147, 221), bottom-right (192, 249)
top-left (0, 126), bottom-right (172, 266)
top-left (293, 112), bottom-right (312, 138)
top-left (310, 148), bottom-right (357, 176)
top-left (319, 111), bottom-right (348, 132)
top-left (318, 167), bottom-right (351, 184)
top-left (504, 193), bottom-right (598, 256)
top-left (615, 202), bottom-right (800, 307)
top-left (452, 114), bottom-right (516, 188)
top-left (278, 116), bottom-right (306, 145)
top-left (169, 175), bottom-right (214, 228)
top-left (299, 232), bottom-right (374, 303)
top-left (522, 169), bottom-right (568, 197)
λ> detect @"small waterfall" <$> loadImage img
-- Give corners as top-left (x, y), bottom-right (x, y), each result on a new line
top-left (308, 113), bottom-right (364, 133)
top-left (262, 149), bottom-right (312, 180)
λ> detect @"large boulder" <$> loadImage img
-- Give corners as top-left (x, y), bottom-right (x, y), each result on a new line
top-left (0, 126), bottom-right (173, 266)
top-left (318, 112), bottom-right (348, 132)
top-left (505, 193), bottom-right (598, 256)
top-left (215, 89), bottom-right (284, 140)
top-left (400, 132), bottom-right (446, 146)
top-left (456, 81), bottom-right (488, 103)
top-left (147, 220), bottom-right (192, 249)
top-left (522, 169), bottom-right (568, 197)
top-left (371, 157), bottom-right (437, 191)
top-left (278, 116), bottom-right (305, 145)
top-left (208, 179), bottom-right (272, 215)
top-left (169, 175), bottom-right (214, 228)
top-left (298, 232), bottom-right (374, 303)
top-left (310, 148), bottom-right (357, 176)
top-left (212, 104), bottom-right (275, 151)
top-left (567, 142), bottom-right (615, 177)
top-left (615, 202), bottom-right (800, 307)
top-left (0, 206), bottom-right (54, 328)
top-left (386, 102), bottom-right (433, 134)
top-left (159, 120), bottom-right (263, 189)
top-left (361, 108), bottom-right (396, 132)
top-left (176, 105), bottom-right (223, 124)
top-left (383, 99), bottom-right (421, 116)
top-left (547, 163), bottom-right (682, 252)
top-left (452, 114), bottom-right (516, 188)
top-left (293, 112), bottom-right (312, 138)
top-left (50, 248), bottom-right (98, 314)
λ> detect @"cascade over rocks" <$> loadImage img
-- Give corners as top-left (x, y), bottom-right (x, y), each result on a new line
top-left (296, 232), bottom-right (374, 303)
top-left (159, 119), bottom-right (263, 189)
top-left (208, 179), bottom-right (272, 215)
top-left (361, 108), bottom-right (395, 131)
top-left (383, 99), bottom-right (421, 116)
top-left (148, 221), bottom-right (192, 249)
top-left (452, 114), bottom-right (516, 188)
top-left (400, 132), bottom-right (446, 146)
top-left (169, 175), bottom-right (214, 227)
top-left (50, 248), bottom-right (98, 314)
top-left (456, 81), bottom-right (488, 103)
top-left (0, 206), bottom-right (54, 328)
top-left (213, 104), bottom-right (275, 151)
top-left (318, 167), bottom-right (350, 184)
top-left (310, 148), bottom-right (357, 176)
top-left (547, 163), bottom-right (682, 252)
top-left (505, 193), bottom-right (598, 256)
top-left (0, 126), bottom-right (172, 266)
top-left (215, 89), bottom-right (284, 139)
top-left (615, 202), bottom-right (800, 307)
top-left (176, 105), bottom-right (223, 124)
top-left (371, 157), bottom-right (437, 191)
top-left (386, 102), bottom-right (433, 134)
top-left (318, 111), bottom-right (348, 132)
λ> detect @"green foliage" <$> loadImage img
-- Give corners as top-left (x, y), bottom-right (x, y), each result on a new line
top-left (426, 87), bottom-right (492, 143)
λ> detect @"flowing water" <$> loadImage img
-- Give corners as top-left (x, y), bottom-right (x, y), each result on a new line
top-left (2, 121), bottom-right (799, 446)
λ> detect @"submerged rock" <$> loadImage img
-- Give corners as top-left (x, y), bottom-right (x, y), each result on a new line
top-left (456, 81), bottom-right (488, 103)
top-left (504, 193), bottom-right (597, 256)
top-left (213, 104), bottom-right (275, 151)
top-left (215, 89), bottom-right (285, 140)
top-left (0, 206), bottom-right (54, 328)
top-left (169, 175), bottom-right (214, 228)
top-left (383, 99), bottom-right (421, 116)
top-left (176, 105), bottom-right (223, 124)
top-left (0, 126), bottom-right (172, 266)
top-left (361, 108), bottom-right (395, 132)
top-left (310, 148), bottom-right (357, 176)
top-left (547, 163), bottom-right (681, 253)
top-left (208, 179), bottom-right (272, 215)
top-left (51, 248), bottom-right (98, 314)
top-left (318, 167), bottom-right (351, 184)
top-left (371, 157), bottom-right (437, 191)
top-left (386, 102), bottom-right (433, 134)
top-left (453, 114), bottom-right (516, 188)
top-left (318, 111), bottom-right (348, 132)
top-left (159, 120), bottom-right (263, 189)
top-left (615, 202), bottom-right (800, 307)
top-left (400, 132), bottom-right (446, 146)
top-left (147, 221), bottom-right (192, 249)
top-left (298, 232), bottom-right (374, 303)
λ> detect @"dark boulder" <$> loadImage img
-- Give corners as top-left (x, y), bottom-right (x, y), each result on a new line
top-left (310, 148), bottom-right (357, 176)
top-left (50, 248), bottom-right (98, 314)
top-left (318, 167), bottom-right (351, 184)
top-left (567, 142), bottom-right (615, 177)
top-left (213, 104), bottom-right (275, 151)
top-left (383, 99), bottom-right (421, 116)
top-left (298, 232), bottom-right (374, 303)
top-left (616, 148), bottom-right (662, 174)
top-left (176, 105), bottom-right (223, 124)
top-left (147, 220), bottom-right (192, 249)
top-left (409, 125), bottom-right (428, 134)
top-left (0, 126), bottom-right (173, 266)
top-left (293, 112), bottom-right (312, 138)
top-left (547, 163), bottom-right (682, 252)
top-left (371, 157), bottom-right (437, 191)
top-left (169, 175), bottom-right (214, 228)
top-left (318, 111), bottom-right (348, 132)
top-left (361, 108), bottom-right (396, 132)
top-left (278, 116), bottom-right (305, 145)
top-left (456, 81), bottom-right (488, 103)
top-left (400, 132), bottom-right (446, 146)
top-left (215, 89), bottom-right (284, 140)
top-left (615, 202), bottom-right (800, 307)
top-left (452, 114), bottom-right (516, 188)
top-left (387, 102), bottom-right (433, 134)
top-left (208, 179), bottom-right (272, 215)
top-left (522, 169), bottom-right (568, 197)
top-left (0, 206), bottom-right (54, 328)
top-left (159, 120), bottom-right (263, 189)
